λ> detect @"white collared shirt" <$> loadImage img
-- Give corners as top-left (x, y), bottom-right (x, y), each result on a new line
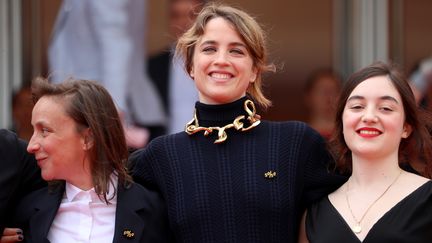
top-left (47, 177), bottom-right (118, 243)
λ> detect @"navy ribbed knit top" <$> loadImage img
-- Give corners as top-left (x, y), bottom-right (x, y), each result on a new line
top-left (131, 97), bottom-right (346, 243)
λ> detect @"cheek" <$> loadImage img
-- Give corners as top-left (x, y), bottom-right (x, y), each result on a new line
top-left (341, 110), bottom-right (359, 127)
top-left (387, 117), bottom-right (407, 134)
top-left (341, 112), bottom-right (357, 136)
top-left (341, 111), bottom-right (351, 129)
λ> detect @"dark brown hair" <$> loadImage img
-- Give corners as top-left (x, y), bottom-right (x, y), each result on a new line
top-left (175, 3), bottom-right (275, 109)
top-left (31, 77), bottom-right (131, 203)
top-left (329, 62), bottom-right (432, 178)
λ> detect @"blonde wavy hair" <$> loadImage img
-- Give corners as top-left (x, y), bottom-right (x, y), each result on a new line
top-left (175, 3), bottom-right (275, 109)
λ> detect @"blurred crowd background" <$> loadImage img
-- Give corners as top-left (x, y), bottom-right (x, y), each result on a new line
top-left (0, 0), bottom-right (431, 143)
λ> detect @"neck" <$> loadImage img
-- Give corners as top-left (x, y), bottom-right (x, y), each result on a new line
top-left (67, 159), bottom-right (94, 191)
top-left (69, 175), bottom-right (94, 191)
top-left (350, 154), bottom-right (401, 189)
top-left (186, 97), bottom-right (260, 144)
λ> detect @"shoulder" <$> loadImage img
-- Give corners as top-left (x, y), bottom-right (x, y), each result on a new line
top-left (122, 183), bottom-right (163, 203)
top-left (0, 128), bottom-right (16, 140)
top-left (129, 135), bottom-right (168, 162)
top-left (263, 120), bottom-right (323, 145)
top-left (399, 172), bottom-right (432, 196)
top-left (0, 129), bottom-right (21, 151)
top-left (119, 183), bottom-right (167, 216)
top-left (143, 132), bottom-right (187, 153)
top-left (18, 185), bottom-right (61, 206)
top-left (0, 129), bottom-right (31, 168)
top-left (263, 120), bottom-right (319, 135)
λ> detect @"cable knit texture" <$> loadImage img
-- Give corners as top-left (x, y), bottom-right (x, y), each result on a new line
top-left (131, 97), bottom-right (346, 243)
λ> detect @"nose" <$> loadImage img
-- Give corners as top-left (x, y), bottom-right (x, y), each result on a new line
top-left (361, 107), bottom-right (378, 123)
top-left (214, 51), bottom-right (229, 66)
top-left (27, 135), bottom-right (40, 153)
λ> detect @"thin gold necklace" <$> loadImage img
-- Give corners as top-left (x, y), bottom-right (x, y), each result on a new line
top-left (345, 170), bottom-right (402, 234)
top-left (185, 99), bottom-right (261, 143)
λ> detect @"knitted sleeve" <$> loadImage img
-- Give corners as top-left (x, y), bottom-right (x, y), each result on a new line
top-left (300, 125), bottom-right (347, 206)
top-left (129, 141), bottom-right (159, 190)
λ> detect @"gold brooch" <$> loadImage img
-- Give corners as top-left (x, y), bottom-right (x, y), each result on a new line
top-left (185, 99), bottom-right (261, 143)
top-left (123, 230), bottom-right (135, 239)
top-left (264, 171), bottom-right (277, 179)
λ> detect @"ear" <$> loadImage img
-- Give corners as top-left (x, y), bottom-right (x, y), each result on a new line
top-left (401, 123), bottom-right (412, 138)
top-left (189, 67), bottom-right (195, 79)
top-left (250, 68), bottom-right (258, 83)
top-left (82, 128), bottom-right (94, 150)
top-left (250, 73), bottom-right (257, 83)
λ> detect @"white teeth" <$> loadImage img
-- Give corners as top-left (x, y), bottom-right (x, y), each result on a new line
top-left (211, 73), bottom-right (231, 79)
top-left (359, 130), bottom-right (380, 135)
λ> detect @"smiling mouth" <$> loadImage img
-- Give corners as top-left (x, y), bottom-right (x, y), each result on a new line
top-left (36, 157), bottom-right (47, 165)
top-left (358, 130), bottom-right (380, 135)
top-left (357, 129), bottom-right (382, 137)
top-left (210, 72), bottom-right (233, 80)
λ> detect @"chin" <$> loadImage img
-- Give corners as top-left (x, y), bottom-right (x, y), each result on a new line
top-left (213, 95), bottom-right (240, 104)
top-left (41, 172), bottom-right (54, 181)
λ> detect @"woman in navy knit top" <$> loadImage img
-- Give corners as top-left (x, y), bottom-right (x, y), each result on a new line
top-left (131, 3), bottom-right (346, 242)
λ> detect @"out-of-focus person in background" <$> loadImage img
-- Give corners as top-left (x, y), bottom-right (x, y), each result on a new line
top-left (409, 56), bottom-right (432, 108)
top-left (48, 0), bottom-right (166, 148)
top-left (147, 0), bottom-right (204, 137)
top-left (11, 85), bottom-right (33, 141)
top-left (303, 69), bottom-right (342, 140)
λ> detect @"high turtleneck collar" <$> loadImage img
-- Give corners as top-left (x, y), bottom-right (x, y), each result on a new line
top-left (194, 96), bottom-right (251, 127)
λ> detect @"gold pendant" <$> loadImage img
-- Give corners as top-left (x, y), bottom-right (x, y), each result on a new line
top-left (352, 224), bottom-right (362, 234)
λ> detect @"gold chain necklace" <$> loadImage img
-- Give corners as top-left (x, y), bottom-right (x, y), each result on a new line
top-left (345, 170), bottom-right (402, 234)
top-left (185, 99), bottom-right (261, 143)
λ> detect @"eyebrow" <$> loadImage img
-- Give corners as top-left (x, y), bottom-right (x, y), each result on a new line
top-left (32, 120), bottom-right (48, 128)
top-left (198, 40), bottom-right (247, 48)
top-left (347, 95), bottom-right (399, 104)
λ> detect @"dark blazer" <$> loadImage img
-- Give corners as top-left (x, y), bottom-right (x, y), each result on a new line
top-left (13, 182), bottom-right (174, 243)
top-left (0, 129), bottom-right (46, 233)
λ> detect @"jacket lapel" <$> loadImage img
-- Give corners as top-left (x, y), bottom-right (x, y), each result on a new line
top-left (28, 186), bottom-right (63, 243)
top-left (113, 184), bottom-right (146, 243)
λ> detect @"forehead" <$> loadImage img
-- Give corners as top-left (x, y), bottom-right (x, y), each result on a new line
top-left (199, 17), bottom-right (243, 43)
top-left (32, 96), bottom-right (70, 123)
top-left (349, 76), bottom-right (401, 101)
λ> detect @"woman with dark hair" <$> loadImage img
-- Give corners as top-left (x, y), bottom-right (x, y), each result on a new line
top-left (300, 62), bottom-right (432, 242)
top-left (130, 3), bottom-right (345, 242)
top-left (8, 78), bottom-right (173, 243)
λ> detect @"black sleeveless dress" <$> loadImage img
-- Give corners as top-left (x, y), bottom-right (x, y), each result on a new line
top-left (306, 181), bottom-right (432, 243)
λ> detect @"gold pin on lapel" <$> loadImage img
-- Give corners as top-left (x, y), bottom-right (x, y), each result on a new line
top-left (264, 170), bottom-right (277, 179)
top-left (123, 229), bottom-right (135, 239)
